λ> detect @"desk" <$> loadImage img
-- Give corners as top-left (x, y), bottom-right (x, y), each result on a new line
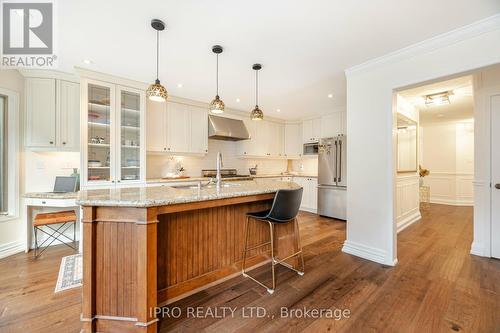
top-left (24, 192), bottom-right (81, 253)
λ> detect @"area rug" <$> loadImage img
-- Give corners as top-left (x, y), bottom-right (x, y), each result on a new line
top-left (55, 254), bottom-right (82, 293)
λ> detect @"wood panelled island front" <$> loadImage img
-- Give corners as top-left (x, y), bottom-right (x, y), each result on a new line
top-left (77, 181), bottom-right (301, 333)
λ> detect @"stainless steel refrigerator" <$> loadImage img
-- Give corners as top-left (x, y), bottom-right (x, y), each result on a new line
top-left (317, 136), bottom-right (347, 220)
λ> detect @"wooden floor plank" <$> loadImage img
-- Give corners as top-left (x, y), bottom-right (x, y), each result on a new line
top-left (0, 206), bottom-right (499, 333)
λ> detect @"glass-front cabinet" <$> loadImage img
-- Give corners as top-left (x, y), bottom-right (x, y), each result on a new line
top-left (81, 78), bottom-right (145, 188)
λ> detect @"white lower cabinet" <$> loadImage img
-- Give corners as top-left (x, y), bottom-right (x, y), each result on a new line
top-left (293, 177), bottom-right (318, 213)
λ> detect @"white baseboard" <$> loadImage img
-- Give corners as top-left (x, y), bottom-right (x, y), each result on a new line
top-left (470, 241), bottom-right (490, 257)
top-left (0, 241), bottom-right (24, 259)
top-left (342, 240), bottom-right (396, 266)
top-left (397, 210), bottom-right (421, 233)
top-left (300, 207), bottom-right (317, 214)
top-left (430, 197), bottom-right (473, 206)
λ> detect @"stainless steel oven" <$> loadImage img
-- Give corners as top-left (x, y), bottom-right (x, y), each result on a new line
top-left (303, 142), bottom-right (319, 155)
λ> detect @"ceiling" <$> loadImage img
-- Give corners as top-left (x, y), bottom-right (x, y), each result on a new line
top-left (399, 76), bottom-right (474, 124)
top-left (56, 0), bottom-right (500, 120)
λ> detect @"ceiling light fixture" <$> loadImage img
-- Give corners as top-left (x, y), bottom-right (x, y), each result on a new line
top-left (146, 19), bottom-right (168, 102)
top-left (82, 59), bottom-right (93, 65)
top-left (250, 64), bottom-right (264, 121)
top-left (276, 109), bottom-right (281, 113)
top-left (209, 45), bottom-right (225, 114)
top-left (327, 93), bottom-right (333, 98)
top-left (177, 83), bottom-right (183, 88)
top-left (425, 91), bottom-right (452, 106)
top-left (236, 98), bottom-right (241, 103)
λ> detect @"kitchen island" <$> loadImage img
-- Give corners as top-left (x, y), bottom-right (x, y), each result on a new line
top-left (77, 180), bottom-right (301, 333)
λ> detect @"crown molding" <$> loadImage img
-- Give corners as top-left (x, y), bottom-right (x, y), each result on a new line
top-left (18, 69), bottom-right (79, 82)
top-left (345, 14), bottom-right (500, 76)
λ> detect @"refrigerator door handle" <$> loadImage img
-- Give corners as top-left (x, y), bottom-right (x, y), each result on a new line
top-left (338, 139), bottom-right (342, 183)
top-left (334, 140), bottom-right (338, 183)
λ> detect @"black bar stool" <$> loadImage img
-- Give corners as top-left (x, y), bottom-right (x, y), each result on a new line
top-left (242, 188), bottom-right (304, 294)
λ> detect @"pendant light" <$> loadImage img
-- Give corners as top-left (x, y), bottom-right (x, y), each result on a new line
top-left (146, 19), bottom-right (168, 102)
top-left (250, 64), bottom-right (264, 120)
top-left (209, 45), bottom-right (225, 114)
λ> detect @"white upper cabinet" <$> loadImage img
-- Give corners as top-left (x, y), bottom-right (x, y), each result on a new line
top-left (285, 123), bottom-right (302, 159)
top-left (146, 100), bottom-right (167, 152)
top-left (146, 101), bottom-right (208, 155)
top-left (57, 80), bottom-right (80, 150)
top-left (302, 117), bottom-right (322, 143)
top-left (81, 78), bottom-right (146, 189)
top-left (321, 111), bottom-right (346, 138)
top-left (25, 77), bottom-right (80, 150)
top-left (238, 119), bottom-right (285, 158)
top-left (25, 78), bottom-right (56, 148)
top-left (190, 106), bottom-right (208, 154)
top-left (167, 102), bottom-right (190, 153)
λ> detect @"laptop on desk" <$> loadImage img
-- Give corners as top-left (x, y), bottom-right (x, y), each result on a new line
top-left (52, 176), bottom-right (78, 193)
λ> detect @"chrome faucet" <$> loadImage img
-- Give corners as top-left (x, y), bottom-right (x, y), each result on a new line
top-left (216, 152), bottom-right (223, 189)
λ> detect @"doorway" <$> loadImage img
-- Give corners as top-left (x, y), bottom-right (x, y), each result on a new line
top-left (393, 64), bottom-right (500, 260)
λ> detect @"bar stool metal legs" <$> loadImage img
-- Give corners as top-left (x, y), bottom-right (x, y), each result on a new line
top-left (242, 217), bottom-right (305, 294)
top-left (33, 221), bottom-right (77, 259)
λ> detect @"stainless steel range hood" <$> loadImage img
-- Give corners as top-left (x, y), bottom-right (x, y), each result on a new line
top-left (208, 115), bottom-right (250, 141)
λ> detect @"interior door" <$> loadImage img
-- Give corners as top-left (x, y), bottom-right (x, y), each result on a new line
top-left (491, 94), bottom-right (500, 259)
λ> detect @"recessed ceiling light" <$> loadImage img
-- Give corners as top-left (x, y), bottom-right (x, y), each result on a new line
top-left (177, 83), bottom-right (183, 88)
top-left (82, 59), bottom-right (93, 65)
top-left (276, 109), bottom-right (281, 112)
top-left (327, 93), bottom-right (333, 98)
top-left (236, 98), bottom-right (241, 103)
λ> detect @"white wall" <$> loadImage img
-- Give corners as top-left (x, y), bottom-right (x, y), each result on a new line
top-left (471, 64), bottom-right (500, 257)
top-left (421, 120), bottom-right (474, 205)
top-left (344, 14), bottom-right (500, 265)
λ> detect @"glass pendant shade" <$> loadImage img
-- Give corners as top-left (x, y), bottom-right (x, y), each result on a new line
top-left (147, 79), bottom-right (168, 102)
top-left (210, 95), bottom-right (225, 114)
top-left (210, 45), bottom-right (225, 114)
top-left (250, 105), bottom-right (264, 120)
top-left (251, 64), bottom-right (264, 120)
top-left (148, 19), bottom-right (167, 103)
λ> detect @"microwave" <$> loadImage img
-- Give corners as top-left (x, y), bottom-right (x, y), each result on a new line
top-left (303, 142), bottom-right (319, 155)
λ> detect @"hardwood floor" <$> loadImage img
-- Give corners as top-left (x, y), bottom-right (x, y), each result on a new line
top-left (0, 205), bottom-right (499, 333)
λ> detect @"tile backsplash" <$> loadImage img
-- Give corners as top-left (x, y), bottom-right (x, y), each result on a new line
top-left (147, 139), bottom-right (290, 178)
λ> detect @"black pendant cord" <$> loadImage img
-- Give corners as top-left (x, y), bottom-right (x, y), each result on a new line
top-left (216, 54), bottom-right (219, 96)
top-left (255, 70), bottom-right (258, 106)
top-left (156, 30), bottom-right (159, 82)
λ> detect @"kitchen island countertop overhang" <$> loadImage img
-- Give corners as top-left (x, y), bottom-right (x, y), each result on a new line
top-left (77, 179), bottom-right (301, 207)
top-left (79, 180), bottom-right (302, 333)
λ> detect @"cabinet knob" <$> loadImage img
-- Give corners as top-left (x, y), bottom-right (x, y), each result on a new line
top-left (62, 142), bottom-right (66, 145)
top-left (168, 148), bottom-right (171, 151)
top-left (49, 141), bottom-right (53, 144)
top-left (495, 184), bottom-right (500, 189)
top-left (117, 180), bottom-right (121, 183)
top-left (112, 180), bottom-right (115, 183)
top-left (163, 147), bottom-right (166, 151)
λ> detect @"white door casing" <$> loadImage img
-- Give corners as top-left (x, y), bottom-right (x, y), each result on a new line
top-left (491, 94), bottom-right (500, 259)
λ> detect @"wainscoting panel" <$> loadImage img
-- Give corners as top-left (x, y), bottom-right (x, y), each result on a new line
top-left (424, 172), bottom-right (474, 206)
top-left (396, 174), bottom-right (421, 233)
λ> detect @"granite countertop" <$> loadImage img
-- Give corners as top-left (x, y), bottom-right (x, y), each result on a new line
top-left (77, 179), bottom-right (300, 208)
top-left (146, 174), bottom-right (316, 183)
top-left (24, 192), bottom-right (78, 199)
top-left (253, 174), bottom-right (318, 178)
